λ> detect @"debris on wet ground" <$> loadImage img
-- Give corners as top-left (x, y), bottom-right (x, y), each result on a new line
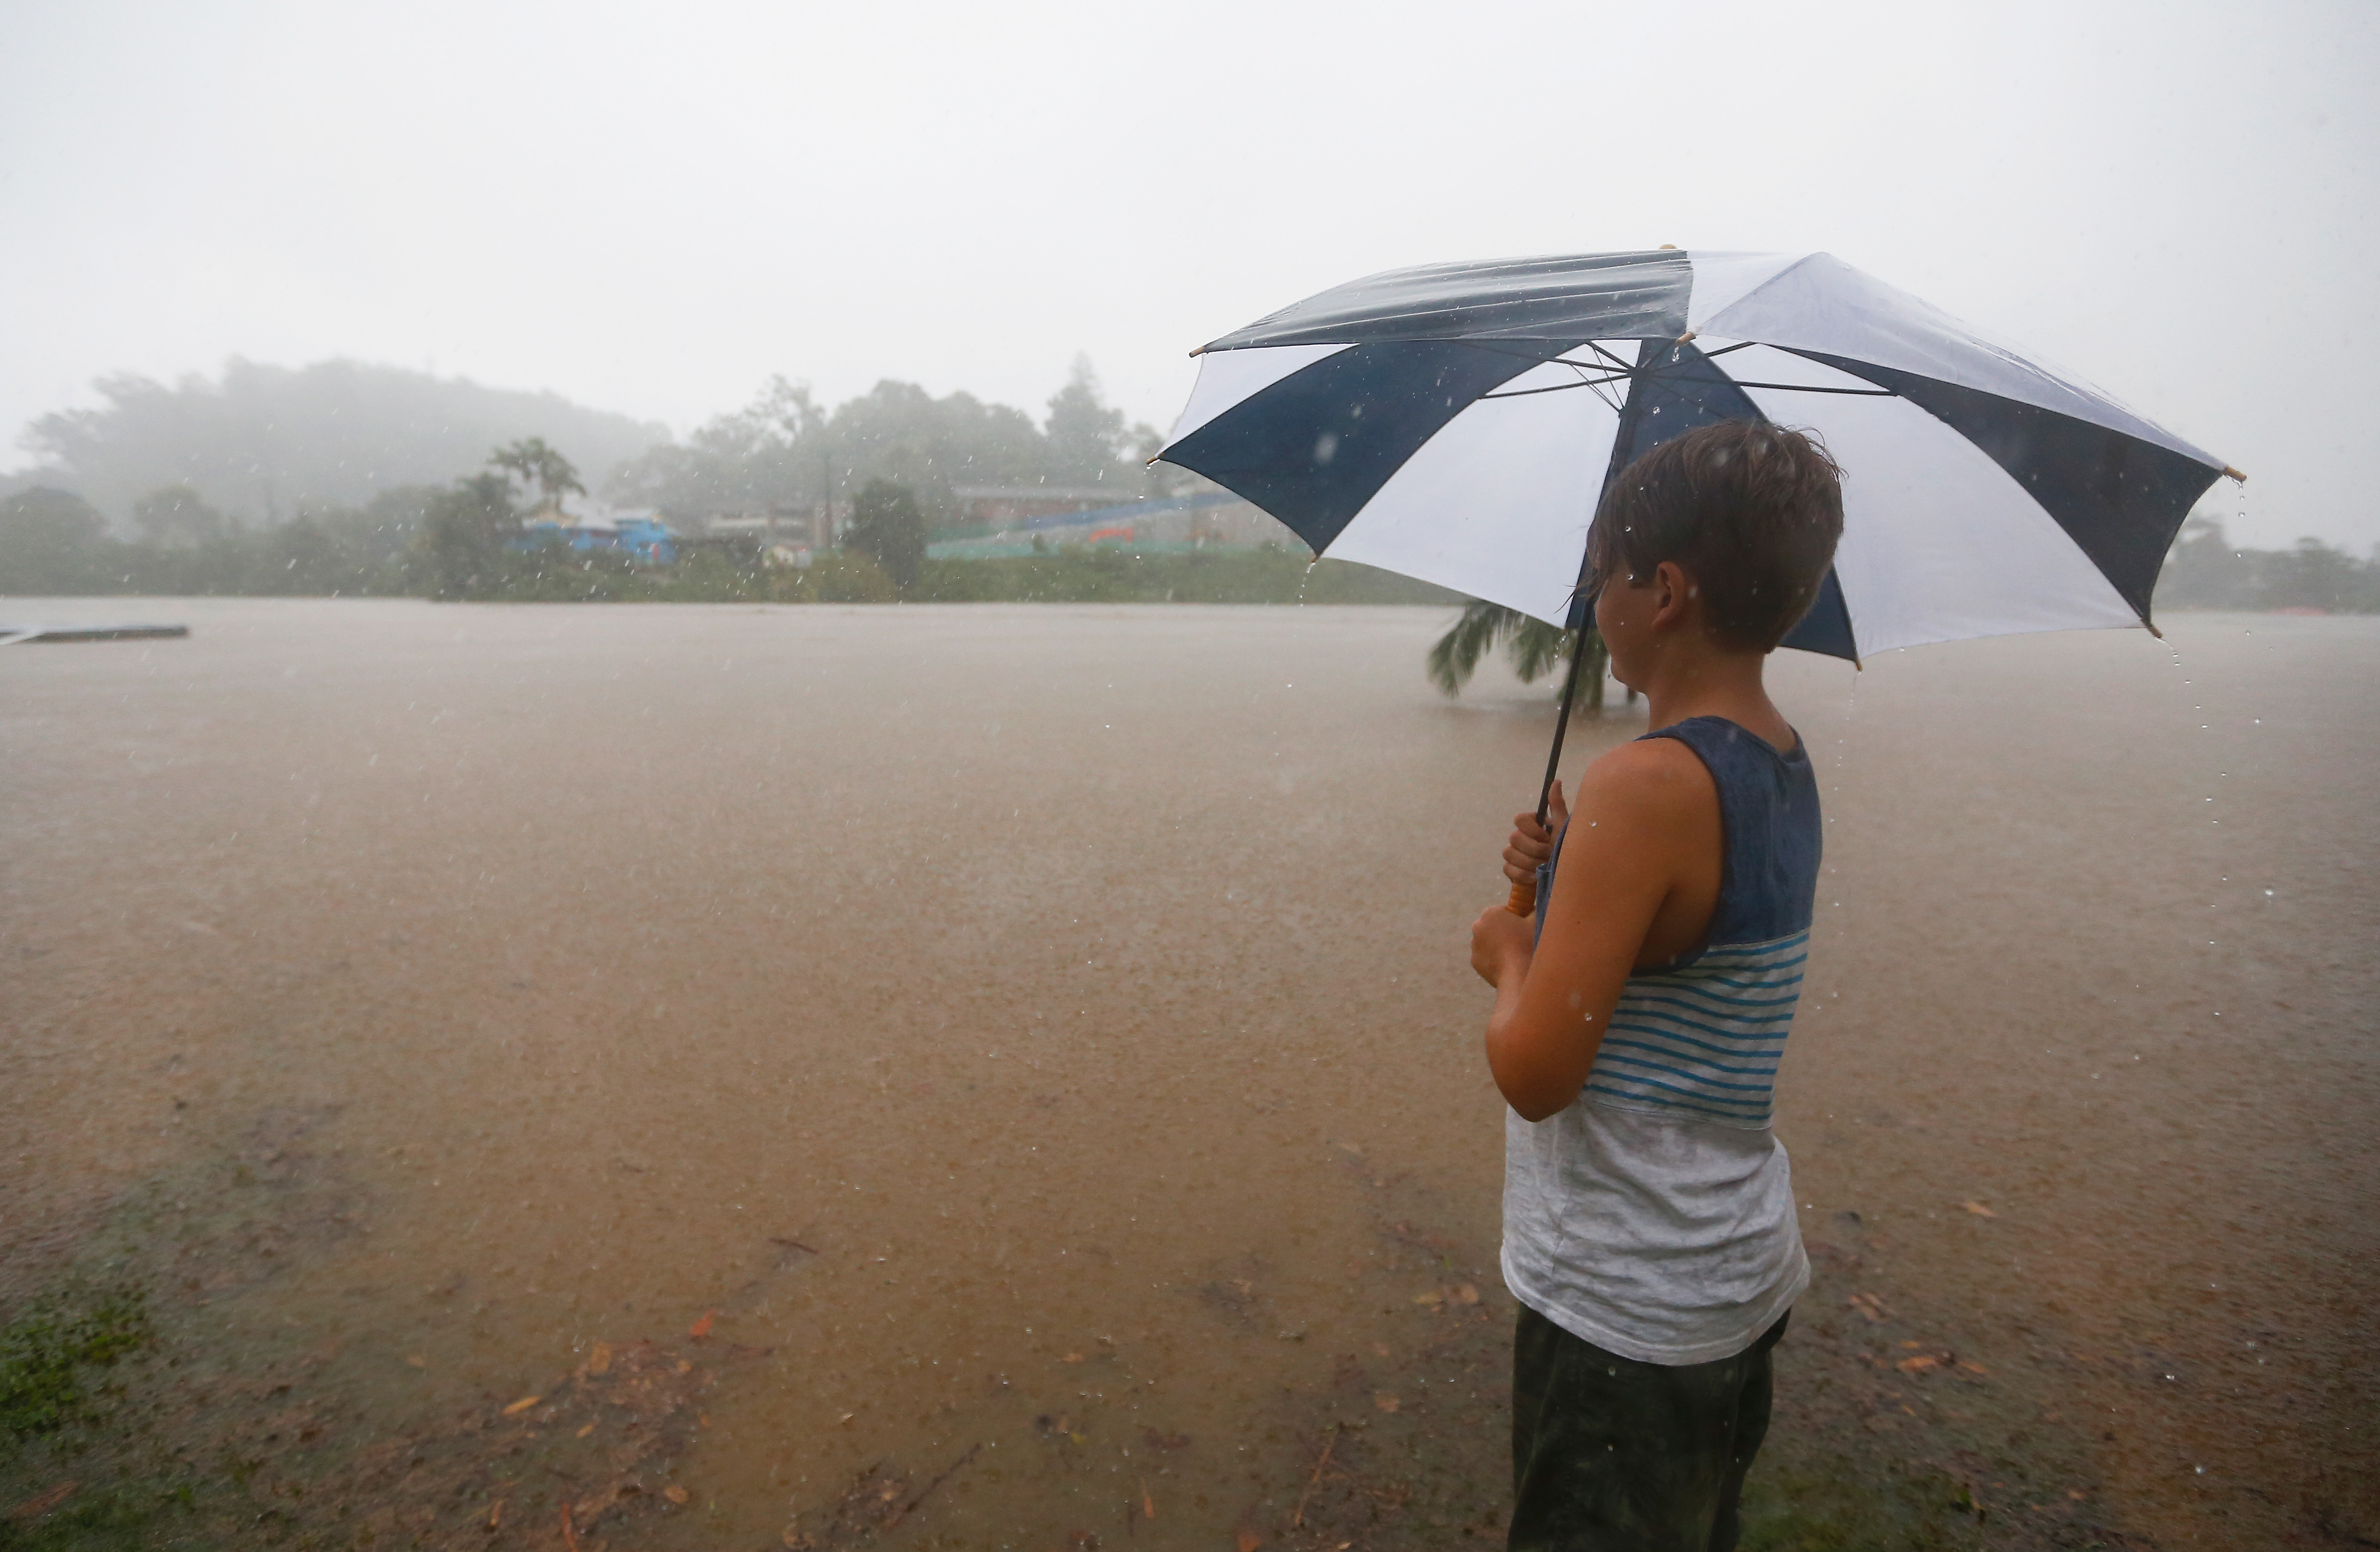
top-left (1846, 1289), bottom-right (1895, 1323)
top-left (5, 1479), bottom-right (82, 1522)
top-left (0, 1092), bottom-right (2254, 1552)
top-left (1739, 1217), bottom-right (2197, 1551)
top-left (2, 1295), bottom-right (763, 1547)
top-left (1209, 1153), bottom-right (1516, 1550)
top-left (782, 1442), bottom-right (980, 1549)
top-left (1201, 1152), bottom-right (2194, 1552)
top-left (0, 1112), bottom-right (789, 1549)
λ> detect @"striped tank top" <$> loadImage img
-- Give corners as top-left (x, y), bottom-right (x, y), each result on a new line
top-left (1501, 716), bottom-right (1821, 1364)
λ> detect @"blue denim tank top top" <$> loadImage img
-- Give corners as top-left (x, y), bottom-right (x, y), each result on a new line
top-left (1536, 715), bottom-right (1822, 1129)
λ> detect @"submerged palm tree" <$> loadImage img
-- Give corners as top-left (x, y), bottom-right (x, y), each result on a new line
top-left (1427, 600), bottom-right (1615, 717)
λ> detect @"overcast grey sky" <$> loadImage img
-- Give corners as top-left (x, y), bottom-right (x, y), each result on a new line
top-left (3, 0), bottom-right (2373, 549)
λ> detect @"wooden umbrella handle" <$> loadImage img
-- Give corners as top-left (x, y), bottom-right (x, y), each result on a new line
top-left (1506, 879), bottom-right (1537, 917)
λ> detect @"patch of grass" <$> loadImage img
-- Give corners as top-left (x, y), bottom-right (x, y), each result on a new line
top-left (1739, 1457), bottom-right (1986, 1552)
top-left (0, 1477), bottom-right (198, 1552)
top-left (0, 1284), bottom-right (152, 1453)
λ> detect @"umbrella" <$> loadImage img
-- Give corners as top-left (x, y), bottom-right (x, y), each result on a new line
top-left (1153, 249), bottom-right (2240, 897)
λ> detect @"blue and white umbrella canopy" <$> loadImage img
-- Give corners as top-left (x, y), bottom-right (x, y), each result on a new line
top-left (1156, 251), bottom-right (2239, 661)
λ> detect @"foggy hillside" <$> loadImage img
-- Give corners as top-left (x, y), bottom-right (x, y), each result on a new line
top-left (608, 359), bottom-right (1175, 528)
top-left (12, 359), bottom-right (668, 532)
top-left (5, 353), bottom-right (1182, 543)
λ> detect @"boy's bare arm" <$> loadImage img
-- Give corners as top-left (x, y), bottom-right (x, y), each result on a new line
top-left (1471, 742), bottom-right (1716, 1121)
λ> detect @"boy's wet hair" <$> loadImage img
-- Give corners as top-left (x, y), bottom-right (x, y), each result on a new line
top-left (1586, 420), bottom-right (1844, 652)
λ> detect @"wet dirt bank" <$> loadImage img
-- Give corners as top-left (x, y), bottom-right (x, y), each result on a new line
top-left (2, 600), bottom-right (2372, 1549)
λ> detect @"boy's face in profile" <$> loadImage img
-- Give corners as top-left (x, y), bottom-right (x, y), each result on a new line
top-left (1593, 565), bottom-right (1671, 689)
top-left (1597, 559), bottom-right (1762, 691)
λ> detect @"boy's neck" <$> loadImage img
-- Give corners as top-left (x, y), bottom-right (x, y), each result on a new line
top-left (1635, 644), bottom-right (1793, 751)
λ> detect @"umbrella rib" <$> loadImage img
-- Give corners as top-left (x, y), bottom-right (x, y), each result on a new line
top-left (1462, 346), bottom-right (1899, 404)
top-left (1553, 354), bottom-right (1636, 375)
top-left (1723, 381), bottom-right (1896, 395)
top-left (1479, 374), bottom-right (1633, 400)
top-left (1433, 338), bottom-right (1664, 376)
top-left (1548, 353), bottom-right (1627, 413)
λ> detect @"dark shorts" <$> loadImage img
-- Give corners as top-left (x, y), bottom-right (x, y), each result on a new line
top-left (1509, 1304), bottom-right (1789, 1552)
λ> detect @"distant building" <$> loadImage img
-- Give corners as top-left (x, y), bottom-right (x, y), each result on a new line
top-left (949, 485), bottom-right (1138, 526)
top-left (517, 496), bottom-right (678, 564)
top-left (696, 504), bottom-right (836, 557)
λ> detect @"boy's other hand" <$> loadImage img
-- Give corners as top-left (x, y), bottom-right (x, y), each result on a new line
top-left (1501, 779), bottom-right (1570, 886)
top-left (1471, 903), bottom-right (1535, 988)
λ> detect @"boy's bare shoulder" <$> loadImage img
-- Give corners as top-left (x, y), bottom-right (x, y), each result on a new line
top-left (1576, 736), bottom-right (1718, 822)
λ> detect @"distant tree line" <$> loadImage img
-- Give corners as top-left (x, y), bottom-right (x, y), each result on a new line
top-left (0, 451), bottom-right (1452, 608)
top-left (7, 470), bottom-right (2373, 616)
top-left (2157, 518), bottom-right (2380, 613)
top-left (17, 377), bottom-right (2368, 616)
top-left (0, 483), bottom-right (434, 597)
top-left (3, 353), bottom-right (1182, 541)
top-left (606, 355), bottom-right (1185, 530)
top-left (0, 439), bottom-right (618, 601)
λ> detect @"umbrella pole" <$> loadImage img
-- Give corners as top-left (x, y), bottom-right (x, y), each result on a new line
top-left (1535, 616), bottom-right (1593, 827)
top-left (1506, 343), bottom-right (1651, 918)
top-left (1503, 601), bottom-right (1592, 918)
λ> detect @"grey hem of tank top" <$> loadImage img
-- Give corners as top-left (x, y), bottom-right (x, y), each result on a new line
top-left (1499, 1244), bottom-right (1812, 1367)
top-left (1584, 1092), bottom-right (1777, 1132)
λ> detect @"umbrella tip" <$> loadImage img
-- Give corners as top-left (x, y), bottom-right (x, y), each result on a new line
top-left (2222, 465), bottom-right (2247, 483)
top-left (1188, 346), bottom-right (1206, 358)
top-left (2145, 620), bottom-right (2166, 640)
top-left (1659, 243), bottom-right (1678, 250)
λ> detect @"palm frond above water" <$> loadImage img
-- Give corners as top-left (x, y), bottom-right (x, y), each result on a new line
top-left (1427, 600), bottom-right (1611, 717)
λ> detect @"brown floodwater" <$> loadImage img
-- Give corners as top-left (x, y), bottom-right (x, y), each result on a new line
top-left (1, 598), bottom-right (2373, 1548)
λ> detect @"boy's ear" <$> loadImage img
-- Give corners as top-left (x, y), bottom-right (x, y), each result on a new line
top-left (1649, 559), bottom-right (1695, 628)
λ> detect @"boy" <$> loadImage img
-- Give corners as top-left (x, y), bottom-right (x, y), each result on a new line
top-left (1468, 419), bottom-right (1844, 1551)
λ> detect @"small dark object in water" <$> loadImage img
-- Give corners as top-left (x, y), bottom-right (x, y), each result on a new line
top-left (1, 624), bottom-right (190, 644)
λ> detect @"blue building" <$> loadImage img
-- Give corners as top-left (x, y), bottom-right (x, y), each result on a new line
top-left (515, 502), bottom-right (678, 565)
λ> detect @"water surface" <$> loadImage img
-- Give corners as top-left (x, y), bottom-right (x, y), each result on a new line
top-left (2, 600), bottom-right (2372, 1548)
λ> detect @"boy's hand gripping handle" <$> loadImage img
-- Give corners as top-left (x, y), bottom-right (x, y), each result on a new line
top-left (1504, 780), bottom-right (1564, 917)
